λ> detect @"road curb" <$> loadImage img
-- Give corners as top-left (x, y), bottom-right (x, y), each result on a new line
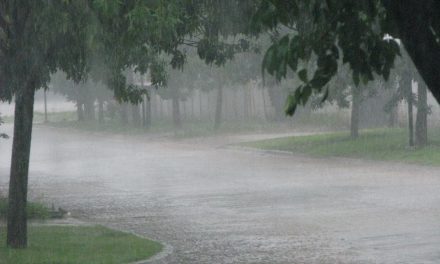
top-left (128, 242), bottom-right (173, 264)
top-left (224, 145), bottom-right (300, 157)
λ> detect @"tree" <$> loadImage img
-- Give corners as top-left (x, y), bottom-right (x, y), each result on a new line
top-left (318, 65), bottom-right (360, 138)
top-left (0, 0), bottom-right (257, 248)
top-left (350, 86), bottom-right (361, 139)
top-left (383, 50), bottom-right (428, 148)
top-left (186, 49), bottom-right (262, 129)
top-left (383, 76), bottom-right (399, 128)
top-left (213, 51), bottom-right (262, 129)
top-left (213, 82), bottom-right (223, 130)
top-left (401, 71), bottom-right (415, 147)
top-left (156, 64), bottom-right (194, 129)
top-left (0, 1), bottom-right (93, 248)
top-left (415, 80), bottom-right (429, 147)
top-left (311, 63), bottom-right (382, 139)
top-left (0, 1), bottom-right (156, 249)
top-left (383, 1), bottom-right (440, 104)
top-left (250, 1), bottom-right (440, 115)
top-left (157, 47), bottom-right (261, 130)
top-left (51, 73), bottom-right (109, 122)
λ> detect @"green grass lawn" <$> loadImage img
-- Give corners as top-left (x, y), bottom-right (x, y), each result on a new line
top-left (0, 225), bottom-right (162, 264)
top-left (3, 108), bottom-right (351, 139)
top-left (241, 128), bottom-right (440, 166)
top-left (44, 117), bottom-right (292, 138)
top-left (39, 110), bottom-right (350, 138)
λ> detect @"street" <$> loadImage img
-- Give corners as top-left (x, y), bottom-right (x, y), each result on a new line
top-left (1, 125), bottom-right (440, 263)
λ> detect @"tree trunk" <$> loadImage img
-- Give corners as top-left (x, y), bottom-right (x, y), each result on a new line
top-left (141, 97), bottom-right (146, 128)
top-left (415, 81), bottom-right (428, 147)
top-left (158, 98), bottom-right (163, 119)
top-left (76, 101), bottom-right (84, 122)
top-left (250, 87), bottom-right (256, 118)
top-left (262, 88), bottom-right (269, 121)
top-left (214, 84), bottom-right (223, 130)
top-left (84, 99), bottom-right (95, 121)
top-left (351, 86), bottom-right (360, 139)
top-left (98, 99), bottom-right (104, 124)
top-left (401, 74), bottom-right (415, 147)
top-left (145, 96), bottom-right (151, 129)
top-left (7, 85), bottom-right (35, 248)
top-left (243, 86), bottom-right (249, 119)
top-left (207, 91), bottom-right (212, 120)
top-left (120, 103), bottom-right (128, 125)
top-left (388, 105), bottom-right (398, 128)
top-left (233, 89), bottom-right (239, 120)
top-left (131, 104), bottom-right (141, 127)
top-left (407, 97), bottom-right (414, 147)
top-left (43, 89), bottom-right (48, 123)
top-left (182, 100), bottom-right (187, 122)
top-left (406, 88), bottom-right (415, 147)
top-left (172, 96), bottom-right (181, 129)
top-left (383, 1), bottom-right (440, 104)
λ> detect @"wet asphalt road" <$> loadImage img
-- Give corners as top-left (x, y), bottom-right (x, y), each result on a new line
top-left (1, 124), bottom-right (440, 263)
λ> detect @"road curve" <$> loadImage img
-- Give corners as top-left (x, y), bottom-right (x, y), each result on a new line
top-left (1, 125), bottom-right (440, 263)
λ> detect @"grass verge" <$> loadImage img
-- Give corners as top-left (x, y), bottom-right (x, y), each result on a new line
top-left (42, 110), bottom-right (349, 138)
top-left (0, 225), bottom-right (162, 264)
top-left (241, 128), bottom-right (440, 166)
top-left (45, 118), bottom-right (293, 138)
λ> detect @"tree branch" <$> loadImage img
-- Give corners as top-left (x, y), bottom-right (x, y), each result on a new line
top-left (383, 0), bottom-right (440, 103)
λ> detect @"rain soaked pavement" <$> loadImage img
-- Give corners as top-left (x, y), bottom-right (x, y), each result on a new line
top-left (1, 124), bottom-right (440, 263)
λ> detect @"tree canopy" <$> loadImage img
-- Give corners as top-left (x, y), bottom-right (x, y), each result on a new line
top-left (0, 0), bottom-right (257, 248)
top-left (250, 0), bottom-right (440, 115)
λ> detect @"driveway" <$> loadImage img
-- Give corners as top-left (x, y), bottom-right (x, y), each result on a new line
top-left (1, 124), bottom-right (440, 263)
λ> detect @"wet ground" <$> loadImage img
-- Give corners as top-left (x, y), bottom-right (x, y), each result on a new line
top-left (1, 124), bottom-right (440, 263)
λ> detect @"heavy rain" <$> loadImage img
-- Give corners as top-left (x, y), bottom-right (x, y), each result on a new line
top-left (1, 1), bottom-right (440, 264)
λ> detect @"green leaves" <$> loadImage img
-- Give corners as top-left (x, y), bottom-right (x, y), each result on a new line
top-left (285, 94), bottom-right (298, 116)
top-left (254, 0), bottom-right (401, 116)
top-left (287, 36), bottom-right (300, 71)
top-left (251, 0), bottom-right (298, 33)
top-left (298, 69), bottom-right (308, 82)
top-left (262, 35), bottom-right (290, 80)
top-left (262, 32), bottom-right (340, 115)
top-left (284, 84), bottom-right (312, 116)
top-left (92, 0), bottom-right (122, 17)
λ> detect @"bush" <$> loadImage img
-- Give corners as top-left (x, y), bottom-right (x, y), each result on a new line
top-left (0, 197), bottom-right (50, 220)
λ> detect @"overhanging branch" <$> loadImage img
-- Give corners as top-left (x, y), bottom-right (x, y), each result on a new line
top-left (383, 0), bottom-right (440, 103)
